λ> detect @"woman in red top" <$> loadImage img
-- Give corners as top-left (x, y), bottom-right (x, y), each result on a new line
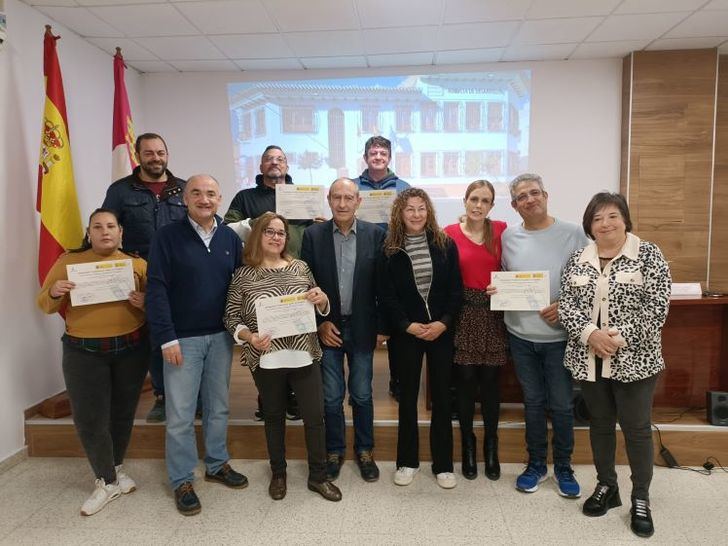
top-left (444, 180), bottom-right (507, 481)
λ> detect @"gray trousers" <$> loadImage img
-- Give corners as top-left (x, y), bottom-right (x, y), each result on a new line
top-left (580, 369), bottom-right (659, 500)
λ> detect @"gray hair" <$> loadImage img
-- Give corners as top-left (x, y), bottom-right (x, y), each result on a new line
top-left (509, 173), bottom-right (544, 201)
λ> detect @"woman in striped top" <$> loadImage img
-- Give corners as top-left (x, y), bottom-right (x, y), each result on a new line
top-left (378, 188), bottom-right (463, 489)
top-left (223, 212), bottom-right (341, 502)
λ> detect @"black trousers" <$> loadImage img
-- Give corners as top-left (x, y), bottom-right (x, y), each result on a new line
top-left (580, 371), bottom-right (659, 500)
top-left (252, 361), bottom-right (327, 482)
top-left (455, 364), bottom-right (500, 440)
top-left (395, 332), bottom-right (453, 474)
top-left (62, 340), bottom-right (149, 483)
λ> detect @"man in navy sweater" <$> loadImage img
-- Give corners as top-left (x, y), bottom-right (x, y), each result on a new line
top-left (146, 174), bottom-right (246, 516)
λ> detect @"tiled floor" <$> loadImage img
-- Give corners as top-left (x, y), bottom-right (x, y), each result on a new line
top-left (0, 457), bottom-right (726, 545)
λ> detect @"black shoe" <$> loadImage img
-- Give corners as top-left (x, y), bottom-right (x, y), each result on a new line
top-left (484, 437), bottom-right (501, 481)
top-left (146, 395), bottom-right (166, 423)
top-left (204, 462), bottom-right (249, 489)
top-left (388, 379), bottom-right (400, 402)
top-left (326, 453), bottom-right (344, 481)
top-left (356, 451), bottom-right (380, 482)
top-left (630, 498), bottom-right (654, 538)
top-left (461, 433), bottom-right (477, 480)
top-left (174, 482), bottom-right (201, 516)
top-left (307, 479), bottom-right (342, 502)
top-left (583, 483), bottom-right (622, 517)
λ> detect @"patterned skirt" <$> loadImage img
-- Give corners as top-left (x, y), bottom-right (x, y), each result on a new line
top-left (453, 288), bottom-right (507, 366)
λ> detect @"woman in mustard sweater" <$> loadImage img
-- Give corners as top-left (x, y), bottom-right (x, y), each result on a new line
top-left (37, 208), bottom-right (148, 517)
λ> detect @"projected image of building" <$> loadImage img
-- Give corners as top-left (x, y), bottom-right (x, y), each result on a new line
top-left (228, 71), bottom-right (531, 198)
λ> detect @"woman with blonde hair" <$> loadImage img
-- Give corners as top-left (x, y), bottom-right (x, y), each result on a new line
top-left (444, 180), bottom-right (507, 480)
top-left (378, 188), bottom-right (463, 489)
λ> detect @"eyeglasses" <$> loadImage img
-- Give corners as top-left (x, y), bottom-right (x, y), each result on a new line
top-left (514, 189), bottom-right (544, 203)
top-left (263, 156), bottom-right (287, 164)
top-left (263, 228), bottom-right (287, 239)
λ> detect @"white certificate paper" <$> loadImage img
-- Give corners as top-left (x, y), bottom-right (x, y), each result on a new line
top-left (357, 190), bottom-right (396, 224)
top-left (255, 293), bottom-right (317, 340)
top-left (66, 259), bottom-right (135, 307)
top-left (275, 184), bottom-right (325, 220)
top-left (490, 271), bottom-right (550, 311)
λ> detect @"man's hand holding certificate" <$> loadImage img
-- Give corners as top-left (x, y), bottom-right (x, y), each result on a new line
top-left (490, 271), bottom-right (550, 311)
top-left (357, 190), bottom-right (396, 223)
top-left (255, 293), bottom-right (317, 340)
top-left (66, 259), bottom-right (135, 307)
top-left (275, 185), bottom-right (325, 220)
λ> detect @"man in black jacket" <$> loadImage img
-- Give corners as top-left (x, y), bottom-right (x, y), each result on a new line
top-left (103, 133), bottom-right (186, 423)
top-left (301, 178), bottom-right (386, 483)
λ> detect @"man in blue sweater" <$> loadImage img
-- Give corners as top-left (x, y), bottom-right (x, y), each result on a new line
top-left (146, 174), bottom-right (246, 516)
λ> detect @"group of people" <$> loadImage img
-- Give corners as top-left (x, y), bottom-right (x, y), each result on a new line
top-left (37, 134), bottom-right (671, 539)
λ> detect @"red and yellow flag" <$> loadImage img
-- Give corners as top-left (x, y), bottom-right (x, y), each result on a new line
top-left (112, 47), bottom-right (138, 181)
top-left (36, 25), bottom-right (84, 285)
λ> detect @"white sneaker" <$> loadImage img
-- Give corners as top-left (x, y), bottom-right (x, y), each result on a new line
top-left (394, 466), bottom-right (419, 486)
top-left (115, 464), bottom-right (136, 494)
top-left (436, 472), bottom-right (457, 489)
top-left (80, 478), bottom-right (121, 516)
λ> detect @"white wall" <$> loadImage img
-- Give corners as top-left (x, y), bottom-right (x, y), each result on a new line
top-left (141, 59), bottom-right (622, 225)
top-left (0, 0), bottom-right (144, 461)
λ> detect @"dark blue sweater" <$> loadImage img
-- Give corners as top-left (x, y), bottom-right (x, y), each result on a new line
top-left (146, 216), bottom-right (242, 347)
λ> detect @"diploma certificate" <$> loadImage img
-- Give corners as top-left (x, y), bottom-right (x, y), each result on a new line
top-left (490, 271), bottom-right (550, 311)
top-left (357, 190), bottom-right (396, 224)
top-left (275, 185), bottom-right (325, 220)
top-left (255, 293), bottom-right (317, 340)
top-left (66, 259), bottom-right (135, 307)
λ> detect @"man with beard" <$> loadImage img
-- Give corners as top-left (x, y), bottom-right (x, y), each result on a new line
top-left (103, 133), bottom-right (187, 423)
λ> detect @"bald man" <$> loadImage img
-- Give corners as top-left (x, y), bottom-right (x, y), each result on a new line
top-left (146, 175), bottom-right (246, 516)
top-left (301, 178), bottom-right (387, 483)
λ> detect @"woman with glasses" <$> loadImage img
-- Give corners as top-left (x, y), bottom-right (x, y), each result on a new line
top-left (444, 180), bottom-right (507, 481)
top-left (223, 212), bottom-right (341, 502)
top-left (37, 208), bottom-right (148, 516)
top-left (378, 188), bottom-right (463, 489)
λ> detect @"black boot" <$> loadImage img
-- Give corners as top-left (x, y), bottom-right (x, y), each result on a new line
top-left (461, 432), bottom-right (477, 480)
top-left (484, 437), bottom-right (500, 480)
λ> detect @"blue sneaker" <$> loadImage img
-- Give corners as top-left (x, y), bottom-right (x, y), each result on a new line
top-left (515, 461), bottom-right (547, 493)
top-left (554, 464), bottom-right (581, 498)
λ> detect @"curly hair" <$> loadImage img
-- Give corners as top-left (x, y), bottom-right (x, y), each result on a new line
top-left (384, 187), bottom-right (447, 256)
top-left (243, 211), bottom-right (292, 267)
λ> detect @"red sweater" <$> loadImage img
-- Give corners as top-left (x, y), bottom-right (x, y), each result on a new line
top-left (444, 221), bottom-right (506, 289)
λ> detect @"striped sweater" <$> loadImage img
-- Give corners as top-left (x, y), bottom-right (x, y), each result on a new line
top-left (223, 259), bottom-right (322, 371)
top-left (405, 232), bottom-right (433, 303)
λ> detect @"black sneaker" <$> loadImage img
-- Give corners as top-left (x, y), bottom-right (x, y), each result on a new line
top-left (146, 396), bottom-right (165, 423)
top-left (583, 483), bottom-right (622, 517)
top-left (326, 453), bottom-right (344, 481)
top-left (174, 482), bottom-right (201, 516)
top-left (204, 462), bottom-right (249, 489)
top-left (630, 498), bottom-right (654, 538)
top-left (356, 451), bottom-right (380, 482)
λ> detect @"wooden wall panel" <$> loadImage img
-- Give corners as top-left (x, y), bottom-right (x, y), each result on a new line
top-left (710, 55), bottom-right (728, 292)
top-left (622, 49), bottom-right (717, 284)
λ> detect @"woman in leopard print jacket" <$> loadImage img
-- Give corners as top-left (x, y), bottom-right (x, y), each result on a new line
top-left (558, 192), bottom-right (671, 539)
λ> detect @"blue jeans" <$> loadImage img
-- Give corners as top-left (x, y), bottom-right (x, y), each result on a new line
top-left (164, 331), bottom-right (233, 489)
top-left (508, 333), bottom-right (574, 465)
top-left (320, 321), bottom-right (374, 455)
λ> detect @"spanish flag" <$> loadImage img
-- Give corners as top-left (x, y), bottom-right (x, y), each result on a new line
top-left (111, 47), bottom-right (138, 181)
top-left (36, 25), bottom-right (83, 285)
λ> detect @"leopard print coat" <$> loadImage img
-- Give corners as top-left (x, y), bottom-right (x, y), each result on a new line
top-left (558, 233), bottom-right (671, 383)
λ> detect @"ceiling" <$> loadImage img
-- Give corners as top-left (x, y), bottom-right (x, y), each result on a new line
top-left (22, 0), bottom-right (728, 73)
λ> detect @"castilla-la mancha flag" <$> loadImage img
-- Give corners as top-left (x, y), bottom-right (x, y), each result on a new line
top-left (36, 25), bottom-right (84, 285)
top-left (112, 47), bottom-right (138, 181)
